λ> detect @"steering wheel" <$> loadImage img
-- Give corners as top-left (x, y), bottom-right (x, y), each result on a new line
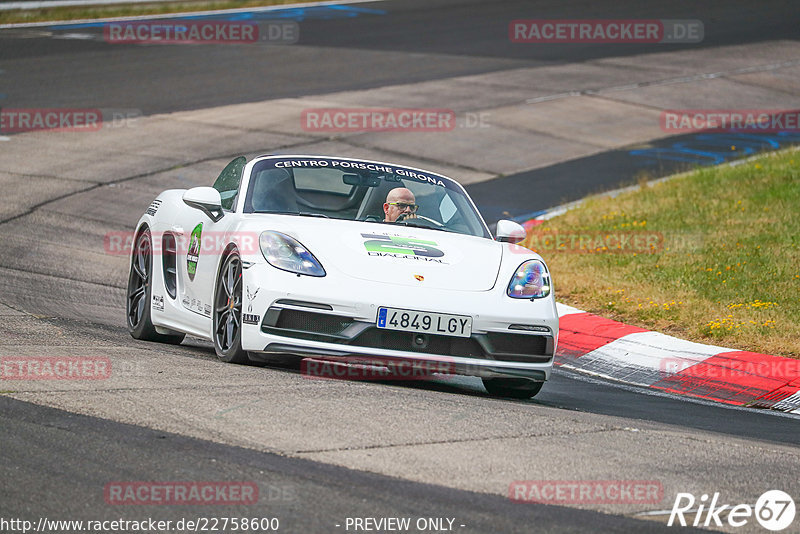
top-left (396, 213), bottom-right (445, 227)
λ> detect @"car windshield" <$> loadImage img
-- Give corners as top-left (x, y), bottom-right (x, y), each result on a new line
top-left (243, 156), bottom-right (491, 238)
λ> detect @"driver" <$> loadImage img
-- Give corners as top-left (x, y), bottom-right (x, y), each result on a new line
top-left (383, 187), bottom-right (418, 222)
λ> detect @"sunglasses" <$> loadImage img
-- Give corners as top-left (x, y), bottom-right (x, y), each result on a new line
top-left (388, 202), bottom-right (418, 212)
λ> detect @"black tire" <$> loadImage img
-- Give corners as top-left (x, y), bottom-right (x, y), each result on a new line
top-left (213, 250), bottom-right (250, 364)
top-left (482, 377), bottom-right (544, 399)
top-left (126, 228), bottom-right (185, 344)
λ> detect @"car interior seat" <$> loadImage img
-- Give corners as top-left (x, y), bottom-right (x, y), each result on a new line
top-left (250, 168), bottom-right (299, 212)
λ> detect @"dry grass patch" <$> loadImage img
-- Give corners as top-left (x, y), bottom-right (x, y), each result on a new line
top-left (523, 149), bottom-right (800, 358)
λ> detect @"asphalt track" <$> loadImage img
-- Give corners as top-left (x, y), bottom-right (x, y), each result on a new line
top-left (1, 394), bottom-right (692, 534)
top-left (1, 0), bottom-right (798, 112)
top-left (1, 1), bottom-right (800, 533)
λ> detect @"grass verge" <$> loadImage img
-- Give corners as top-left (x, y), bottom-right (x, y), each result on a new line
top-left (522, 148), bottom-right (800, 358)
top-left (0, 0), bottom-right (313, 25)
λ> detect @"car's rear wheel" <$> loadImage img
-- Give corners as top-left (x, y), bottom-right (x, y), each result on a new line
top-left (213, 250), bottom-right (250, 364)
top-left (482, 377), bottom-right (543, 399)
top-left (126, 228), bottom-right (185, 344)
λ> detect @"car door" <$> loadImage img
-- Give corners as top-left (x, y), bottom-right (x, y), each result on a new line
top-left (175, 157), bottom-right (246, 326)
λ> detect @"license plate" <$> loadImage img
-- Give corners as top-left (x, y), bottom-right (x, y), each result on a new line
top-left (377, 307), bottom-right (472, 338)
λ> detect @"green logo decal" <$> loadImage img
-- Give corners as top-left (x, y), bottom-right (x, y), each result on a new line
top-left (187, 223), bottom-right (203, 280)
top-left (362, 234), bottom-right (444, 258)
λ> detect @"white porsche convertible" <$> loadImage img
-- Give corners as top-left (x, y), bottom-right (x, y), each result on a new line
top-left (126, 155), bottom-right (558, 398)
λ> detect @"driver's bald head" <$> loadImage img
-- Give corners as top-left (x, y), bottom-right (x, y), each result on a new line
top-left (383, 187), bottom-right (416, 222)
top-left (386, 187), bottom-right (415, 203)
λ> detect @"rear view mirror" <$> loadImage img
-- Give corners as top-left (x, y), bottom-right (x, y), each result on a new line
top-left (343, 173), bottom-right (381, 187)
top-left (183, 187), bottom-right (224, 222)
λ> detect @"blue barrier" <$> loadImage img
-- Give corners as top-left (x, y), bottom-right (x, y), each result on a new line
top-left (49, 4), bottom-right (387, 29)
top-left (630, 132), bottom-right (800, 167)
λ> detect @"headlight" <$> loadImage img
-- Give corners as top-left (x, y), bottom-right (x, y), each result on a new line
top-left (259, 231), bottom-right (325, 277)
top-left (507, 260), bottom-right (550, 299)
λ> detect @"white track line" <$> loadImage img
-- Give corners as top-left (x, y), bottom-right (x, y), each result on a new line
top-left (2, 0), bottom-right (182, 11)
top-left (0, 0), bottom-right (385, 28)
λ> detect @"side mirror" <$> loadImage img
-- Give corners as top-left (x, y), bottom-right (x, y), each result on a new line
top-left (496, 219), bottom-right (526, 243)
top-left (183, 187), bottom-right (224, 222)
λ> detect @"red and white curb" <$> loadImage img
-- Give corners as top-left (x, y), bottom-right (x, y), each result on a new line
top-left (555, 303), bottom-right (800, 414)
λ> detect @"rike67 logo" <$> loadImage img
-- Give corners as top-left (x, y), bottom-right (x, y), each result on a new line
top-left (668, 490), bottom-right (795, 531)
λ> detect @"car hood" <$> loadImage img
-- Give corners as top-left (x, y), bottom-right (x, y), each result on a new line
top-left (247, 216), bottom-right (502, 291)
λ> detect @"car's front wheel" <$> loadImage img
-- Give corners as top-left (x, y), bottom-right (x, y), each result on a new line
top-left (126, 228), bottom-right (185, 344)
top-left (482, 377), bottom-right (543, 399)
top-left (213, 250), bottom-right (250, 364)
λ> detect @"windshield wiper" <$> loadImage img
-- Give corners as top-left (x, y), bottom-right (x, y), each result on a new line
top-left (257, 211), bottom-right (329, 218)
top-left (365, 219), bottom-right (475, 236)
top-left (394, 221), bottom-right (455, 233)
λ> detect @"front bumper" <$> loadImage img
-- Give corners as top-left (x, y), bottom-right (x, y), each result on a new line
top-left (240, 264), bottom-right (558, 381)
